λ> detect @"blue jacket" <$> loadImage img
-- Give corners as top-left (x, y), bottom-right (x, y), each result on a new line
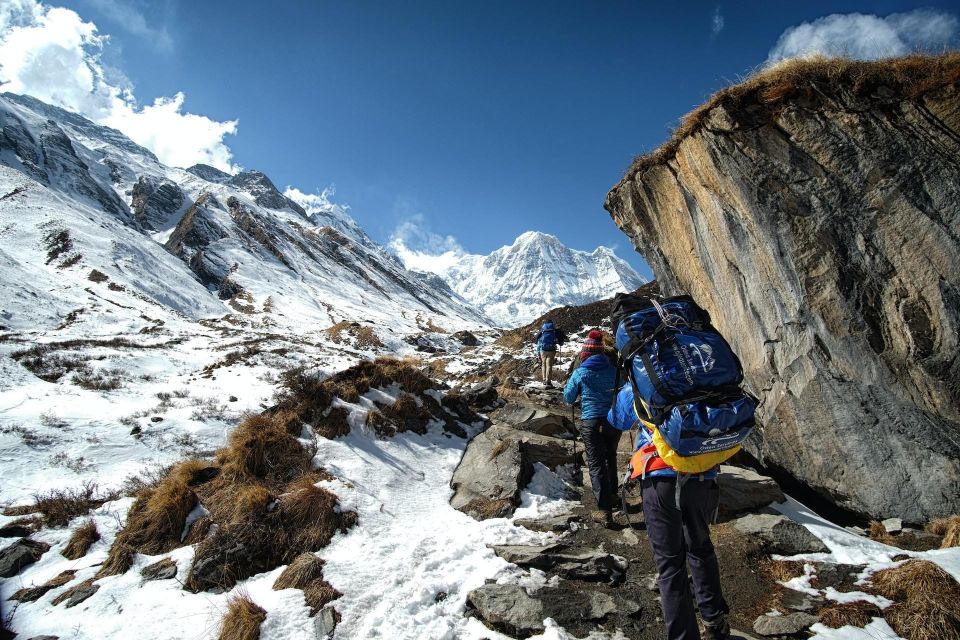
top-left (536, 322), bottom-right (557, 352)
top-left (563, 355), bottom-right (617, 419)
top-left (607, 384), bottom-right (718, 480)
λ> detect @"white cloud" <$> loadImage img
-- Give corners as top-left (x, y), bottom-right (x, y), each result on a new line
top-left (388, 213), bottom-right (468, 275)
top-left (711, 7), bottom-right (724, 38)
top-left (0, 0), bottom-right (238, 172)
top-left (87, 0), bottom-right (172, 51)
top-left (768, 9), bottom-right (959, 62)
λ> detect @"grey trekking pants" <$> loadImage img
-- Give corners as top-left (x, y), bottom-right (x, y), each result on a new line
top-left (540, 350), bottom-right (556, 383)
top-left (642, 476), bottom-right (728, 640)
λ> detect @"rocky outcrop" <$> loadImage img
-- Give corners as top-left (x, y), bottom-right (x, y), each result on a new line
top-left (131, 176), bottom-right (186, 229)
top-left (228, 170), bottom-right (306, 215)
top-left (449, 423), bottom-right (579, 520)
top-left (605, 55), bottom-right (960, 521)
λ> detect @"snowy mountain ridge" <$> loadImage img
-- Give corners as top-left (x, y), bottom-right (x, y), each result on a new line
top-left (0, 91), bottom-right (489, 333)
top-left (411, 231), bottom-right (648, 327)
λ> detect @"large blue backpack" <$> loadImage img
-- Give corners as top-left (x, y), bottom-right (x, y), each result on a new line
top-left (611, 293), bottom-right (755, 473)
top-left (537, 322), bottom-right (558, 352)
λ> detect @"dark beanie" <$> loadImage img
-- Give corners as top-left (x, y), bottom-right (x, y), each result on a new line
top-left (579, 329), bottom-right (605, 361)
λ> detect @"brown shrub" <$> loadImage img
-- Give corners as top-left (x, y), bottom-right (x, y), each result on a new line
top-left (62, 519), bottom-right (100, 560)
top-left (818, 601), bottom-right (882, 629)
top-left (4, 481), bottom-right (107, 527)
top-left (765, 559), bottom-right (806, 583)
top-left (868, 521), bottom-right (895, 545)
top-left (337, 382), bottom-right (361, 403)
top-left (219, 593), bottom-right (266, 640)
top-left (867, 560), bottom-right (960, 640)
top-left (926, 515), bottom-right (960, 548)
top-left (273, 552), bottom-right (326, 590)
top-left (113, 459), bottom-right (209, 555)
top-left (279, 482), bottom-right (351, 553)
top-left (366, 409), bottom-right (396, 437)
top-left (182, 516), bottom-right (213, 545)
top-left (304, 582), bottom-right (342, 613)
top-left (0, 515), bottom-right (41, 537)
top-left (96, 539), bottom-right (135, 578)
top-left (218, 414), bottom-right (310, 487)
top-left (619, 53), bottom-right (960, 185)
top-left (10, 570), bottom-right (76, 603)
top-left (315, 406), bottom-right (351, 439)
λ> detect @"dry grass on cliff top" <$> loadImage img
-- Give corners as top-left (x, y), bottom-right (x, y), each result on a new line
top-left (618, 52), bottom-right (960, 187)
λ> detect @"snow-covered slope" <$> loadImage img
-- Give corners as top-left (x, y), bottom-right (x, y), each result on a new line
top-left (0, 92), bottom-right (489, 334)
top-left (422, 231), bottom-right (647, 327)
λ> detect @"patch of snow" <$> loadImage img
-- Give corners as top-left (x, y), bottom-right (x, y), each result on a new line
top-left (808, 617), bottom-right (902, 640)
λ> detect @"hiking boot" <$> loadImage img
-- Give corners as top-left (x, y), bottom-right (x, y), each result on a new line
top-left (590, 510), bottom-right (613, 526)
top-left (703, 615), bottom-right (731, 640)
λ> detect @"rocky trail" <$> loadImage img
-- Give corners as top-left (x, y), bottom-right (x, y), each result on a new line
top-left (449, 368), bottom-right (957, 640)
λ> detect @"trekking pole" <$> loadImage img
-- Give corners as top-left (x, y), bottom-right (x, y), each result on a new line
top-left (571, 400), bottom-right (580, 472)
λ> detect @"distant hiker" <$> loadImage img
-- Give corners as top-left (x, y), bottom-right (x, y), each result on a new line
top-left (563, 329), bottom-right (620, 526)
top-left (535, 320), bottom-right (565, 387)
top-left (610, 293), bottom-right (755, 640)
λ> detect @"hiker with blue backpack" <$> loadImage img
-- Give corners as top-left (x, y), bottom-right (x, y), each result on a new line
top-left (608, 293), bottom-right (755, 640)
top-left (562, 329), bottom-right (621, 526)
top-left (534, 320), bottom-right (565, 387)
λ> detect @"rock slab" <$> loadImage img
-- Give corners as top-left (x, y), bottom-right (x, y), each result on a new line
top-left (733, 514), bottom-right (829, 555)
top-left (0, 538), bottom-right (50, 578)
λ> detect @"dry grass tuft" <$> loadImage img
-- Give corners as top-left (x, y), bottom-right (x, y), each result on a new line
top-left (218, 414), bottom-right (310, 487)
top-left (868, 520), bottom-right (895, 545)
top-left (3, 481), bottom-right (109, 527)
top-left (62, 519), bottom-right (100, 560)
top-left (315, 407), bottom-right (351, 440)
top-left (926, 515), bottom-right (960, 548)
top-left (867, 560), bottom-right (960, 639)
top-left (303, 581), bottom-right (342, 613)
top-left (273, 553), bottom-right (326, 590)
top-left (219, 593), bottom-right (267, 640)
top-left (765, 559), bottom-right (807, 583)
top-left (325, 321), bottom-right (384, 350)
top-left (96, 540), bottom-right (135, 578)
top-left (10, 570), bottom-right (76, 603)
top-left (618, 53), bottom-right (960, 186)
top-left (818, 601), bottom-right (882, 629)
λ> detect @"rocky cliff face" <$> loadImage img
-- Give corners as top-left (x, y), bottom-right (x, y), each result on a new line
top-left (604, 55), bottom-right (960, 522)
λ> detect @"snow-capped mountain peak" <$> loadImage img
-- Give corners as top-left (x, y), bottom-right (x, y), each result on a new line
top-left (405, 231), bottom-right (647, 327)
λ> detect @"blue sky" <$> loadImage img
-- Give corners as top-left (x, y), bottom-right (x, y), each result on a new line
top-left (4, 1), bottom-right (960, 278)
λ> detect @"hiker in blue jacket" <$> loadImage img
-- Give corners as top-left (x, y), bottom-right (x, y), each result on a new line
top-left (609, 383), bottom-right (730, 640)
top-left (563, 330), bottom-right (620, 525)
top-left (535, 320), bottom-right (559, 387)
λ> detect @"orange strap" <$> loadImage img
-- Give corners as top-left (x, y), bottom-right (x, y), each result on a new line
top-left (629, 443), bottom-right (671, 479)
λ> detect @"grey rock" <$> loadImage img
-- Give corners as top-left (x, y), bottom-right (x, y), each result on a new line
top-left (131, 176), bottom-right (185, 230)
top-left (141, 557), bottom-right (178, 581)
top-left (313, 606), bottom-right (339, 638)
top-left (450, 424), bottom-right (579, 520)
top-left (453, 330), bottom-right (479, 346)
top-left (778, 589), bottom-right (824, 613)
top-left (882, 518), bottom-right (903, 534)
top-left (467, 583), bottom-right (546, 635)
top-left (493, 402), bottom-right (575, 439)
top-left (753, 612), bottom-right (819, 636)
top-left (63, 581), bottom-right (99, 608)
top-left (459, 376), bottom-right (500, 408)
top-left (733, 514), bottom-right (829, 555)
top-left (514, 513), bottom-right (577, 533)
top-left (0, 538), bottom-right (50, 578)
top-left (810, 562), bottom-right (864, 590)
top-left (717, 465), bottom-right (785, 521)
top-left (26, 636), bottom-right (60, 640)
top-left (604, 76), bottom-right (960, 521)
top-left (467, 584), bottom-right (624, 636)
top-left (491, 544), bottom-right (627, 581)
top-left (450, 428), bottom-right (530, 520)
top-left (643, 573), bottom-right (659, 592)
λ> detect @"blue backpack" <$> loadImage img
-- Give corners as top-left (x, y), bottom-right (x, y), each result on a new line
top-left (611, 293), bottom-right (755, 473)
top-left (537, 323), bottom-right (558, 351)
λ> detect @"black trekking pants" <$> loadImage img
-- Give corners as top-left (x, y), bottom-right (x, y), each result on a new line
top-left (642, 477), bottom-right (728, 640)
top-left (579, 418), bottom-right (621, 511)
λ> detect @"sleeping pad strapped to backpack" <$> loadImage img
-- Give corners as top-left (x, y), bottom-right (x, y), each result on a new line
top-left (611, 293), bottom-right (755, 474)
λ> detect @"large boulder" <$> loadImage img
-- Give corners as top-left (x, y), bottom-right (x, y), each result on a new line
top-left (493, 402), bottom-right (575, 439)
top-left (0, 538), bottom-right (49, 578)
top-left (466, 583), bottom-right (631, 637)
top-left (604, 56), bottom-right (960, 521)
top-left (449, 424), bottom-right (580, 520)
top-left (717, 465), bottom-right (785, 521)
top-left (733, 514), bottom-right (829, 555)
